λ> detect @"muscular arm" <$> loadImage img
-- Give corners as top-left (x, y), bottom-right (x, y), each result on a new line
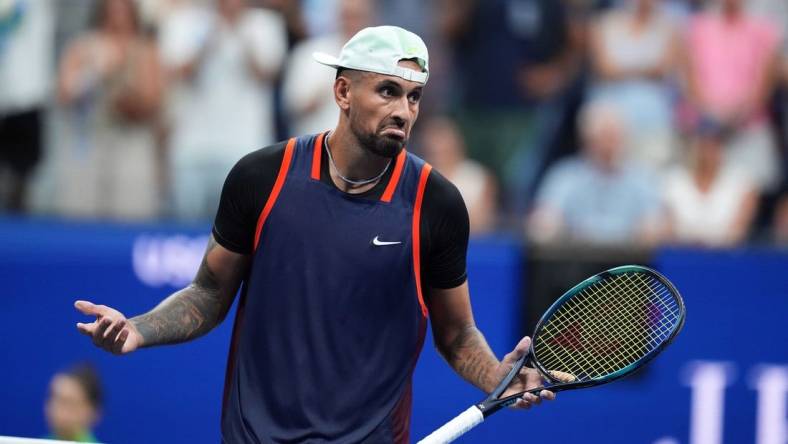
top-left (131, 235), bottom-right (248, 347)
top-left (428, 282), bottom-right (557, 407)
top-left (427, 282), bottom-right (501, 393)
top-left (76, 235), bottom-right (249, 353)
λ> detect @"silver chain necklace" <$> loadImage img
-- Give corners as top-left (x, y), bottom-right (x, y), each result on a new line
top-left (324, 135), bottom-right (392, 187)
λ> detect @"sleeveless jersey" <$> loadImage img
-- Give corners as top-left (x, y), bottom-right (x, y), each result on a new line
top-left (221, 133), bottom-right (432, 443)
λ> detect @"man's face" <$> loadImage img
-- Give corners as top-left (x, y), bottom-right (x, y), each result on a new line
top-left (344, 60), bottom-right (424, 158)
top-left (584, 112), bottom-right (623, 170)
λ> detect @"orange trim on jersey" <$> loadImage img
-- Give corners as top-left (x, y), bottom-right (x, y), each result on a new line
top-left (311, 132), bottom-right (326, 180)
top-left (253, 138), bottom-right (295, 251)
top-left (412, 163), bottom-right (432, 318)
top-left (381, 149), bottom-right (407, 203)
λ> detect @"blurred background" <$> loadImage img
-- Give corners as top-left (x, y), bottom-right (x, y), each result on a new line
top-left (0, 0), bottom-right (787, 442)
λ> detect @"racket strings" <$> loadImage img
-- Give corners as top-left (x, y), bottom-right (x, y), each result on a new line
top-left (558, 274), bottom-right (677, 376)
top-left (543, 273), bottom-right (679, 377)
top-left (536, 280), bottom-right (636, 377)
top-left (537, 277), bottom-right (650, 379)
top-left (586, 275), bottom-right (676, 356)
top-left (590, 275), bottom-right (677, 365)
top-left (534, 272), bottom-right (681, 381)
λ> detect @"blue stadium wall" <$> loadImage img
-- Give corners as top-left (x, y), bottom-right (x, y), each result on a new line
top-left (1, 217), bottom-right (786, 443)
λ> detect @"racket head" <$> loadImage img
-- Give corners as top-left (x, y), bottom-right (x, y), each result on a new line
top-left (529, 265), bottom-right (685, 390)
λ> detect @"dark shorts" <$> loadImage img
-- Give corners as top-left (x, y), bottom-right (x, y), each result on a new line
top-left (0, 108), bottom-right (42, 174)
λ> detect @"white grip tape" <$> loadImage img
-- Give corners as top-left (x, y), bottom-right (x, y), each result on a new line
top-left (417, 406), bottom-right (484, 444)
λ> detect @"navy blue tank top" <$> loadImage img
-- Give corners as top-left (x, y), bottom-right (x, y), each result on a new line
top-left (221, 133), bottom-right (432, 443)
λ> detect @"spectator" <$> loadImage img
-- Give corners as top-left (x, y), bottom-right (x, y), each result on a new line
top-left (527, 100), bottom-right (663, 245)
top-left (682, 0), bottom-right (783, 192)
top-left (421, 116), bottom-right (498, 234)
top-left (159, 0), bottom-right (287, 220)
top-left (0, 0), bottom-right (54, 212)
top-left (438, 0), bottom-right (585, 197)
top-left (44, 364), bottom-right (102, 443)
top-left (282, 0), bottom-right (373, 137)
top-left (55, 0), bottom-right (163, 220)
top-left (589, 0), bottom-right (680, 169)
top-left (663, 120), bottom-right (758, 247)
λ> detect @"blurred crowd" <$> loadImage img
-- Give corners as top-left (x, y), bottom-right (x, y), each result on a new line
top-left (1, 0), bottom-right (787, 248)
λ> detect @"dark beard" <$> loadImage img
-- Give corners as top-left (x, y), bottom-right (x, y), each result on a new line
top-left (350, 118), bottom-right (406, 159)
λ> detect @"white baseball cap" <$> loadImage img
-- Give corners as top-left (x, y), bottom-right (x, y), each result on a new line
top-left (313, 26), bottom-right (429, 84)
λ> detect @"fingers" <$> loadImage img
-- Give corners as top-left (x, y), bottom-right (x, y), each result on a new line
top-left (112, 328), bottom-right (129, 355)
top-left (92, 317), bottom-right (113, 347)
top-left (99, 318), bottom-right (126, 350)
top-left (75, 300), bottom-right (133, 355)
top-left (513, 336), bottom-right (531, 355)
top-left (548, 370), bottom-right (576, 383)
top-left (512, 390), bottom-right (556, 409)
top-left (513, 398), bottom-right (531, 409)
top-left (103, 318), bottom-right (125, 341)
top-left (524, 392), bottom-right (541, 405)
top-left (74, 300), bottom-right (101, 316)
top-left (76, 322), bottom-right (96, 336)
top-left (502, 336), bottom-right (531, 365)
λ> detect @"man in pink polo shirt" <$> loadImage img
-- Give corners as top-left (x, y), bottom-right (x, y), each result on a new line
top-left (684, 0), bottom-right (783, 191)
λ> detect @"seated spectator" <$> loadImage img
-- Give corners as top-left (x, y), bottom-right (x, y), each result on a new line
top-left (282, 0), bottom-right (373, 137)
top-left (159, 0), bottom-right (287, 220)
top-left (682, 0), bottom-right (783, 192)
top-left (56, 0), bottom-right (163, 220)
top-left (589, 0), bottom-right (679, 169)
top-left (421, 116), bottom-right (498, 235)
top-left (527, 101), bottom-right (663, 245)
top-left (44, 364), bottom-right (102, 443)
top-left (662, 120), bottom-right (758, 247)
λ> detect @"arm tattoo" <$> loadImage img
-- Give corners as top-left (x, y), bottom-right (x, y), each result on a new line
top-left (130, 237), bottom-right (234, 347)
top-left (444, 325), bottom-right (500, 393)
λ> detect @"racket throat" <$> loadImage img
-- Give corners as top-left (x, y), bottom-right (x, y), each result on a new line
top-left (475, 401), bottom-right (503, 417)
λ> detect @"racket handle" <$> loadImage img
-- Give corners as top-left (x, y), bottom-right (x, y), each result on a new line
top-left (417, 406), bottom-right (484, 444)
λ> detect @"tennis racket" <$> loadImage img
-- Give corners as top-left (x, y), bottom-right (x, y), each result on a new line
top-left (418, 265), bottom-right (685, 444)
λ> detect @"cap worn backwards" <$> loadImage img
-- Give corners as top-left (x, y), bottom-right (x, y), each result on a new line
top-left (313, 26), bottom-right (429, 84)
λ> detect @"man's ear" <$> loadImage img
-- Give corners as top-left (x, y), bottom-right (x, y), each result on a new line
top-left (334, 76), bottom-right (352, 111)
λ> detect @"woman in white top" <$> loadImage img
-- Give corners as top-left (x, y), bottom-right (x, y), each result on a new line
top-left (662, 123), bottom-right (759, 247)
top-left (57, 0), bottom-right (163, 220)
top-left (159, 0), bottom-right (287, 220)
top-left (589, 0), bottom-right (680, 169)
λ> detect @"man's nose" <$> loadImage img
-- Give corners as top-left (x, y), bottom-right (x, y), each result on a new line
top-left (389, 96), bottom-right (411, 126)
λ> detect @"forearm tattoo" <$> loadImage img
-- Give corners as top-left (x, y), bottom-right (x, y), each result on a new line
top-left (445, 326), bottom-right (500, 393)
top-left (131, 237), bottom-right (229, 347)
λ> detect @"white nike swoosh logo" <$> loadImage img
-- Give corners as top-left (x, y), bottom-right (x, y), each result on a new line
top-left (372, 236), bottom-right (402, 246)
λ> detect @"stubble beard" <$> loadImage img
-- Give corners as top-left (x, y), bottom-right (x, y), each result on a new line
top-left (349, 115), bottom-right (406, 159)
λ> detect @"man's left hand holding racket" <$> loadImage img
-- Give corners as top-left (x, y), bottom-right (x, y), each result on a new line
top-left (490, 336), bottom-right (561, 408)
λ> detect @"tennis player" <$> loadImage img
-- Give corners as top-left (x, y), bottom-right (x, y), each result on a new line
top-left (75, 26), bottom-right (556, 443)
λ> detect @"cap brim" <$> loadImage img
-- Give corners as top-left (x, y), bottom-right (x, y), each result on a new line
top-left (313, 51), bottom-right (341, 68)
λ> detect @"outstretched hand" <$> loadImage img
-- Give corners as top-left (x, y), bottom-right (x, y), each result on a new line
top-left (494, 336), bottom-right (573, 409)
top-left (75, 300), bottom-right (142, 355)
